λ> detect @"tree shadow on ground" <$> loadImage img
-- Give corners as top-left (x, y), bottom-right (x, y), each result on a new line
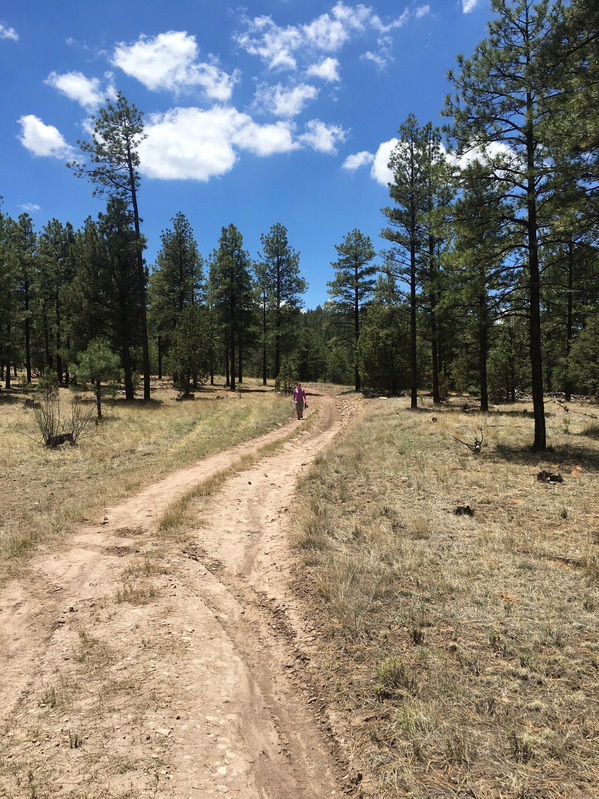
top-left (0, 391), bottom-right (28, 406)
top-left (489, 440), bottom-right (599, 472)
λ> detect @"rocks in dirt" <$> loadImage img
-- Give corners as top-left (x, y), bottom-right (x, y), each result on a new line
top-left (537, 470), bottom-right (563, 484)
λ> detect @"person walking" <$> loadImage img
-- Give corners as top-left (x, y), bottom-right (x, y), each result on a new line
top-left (293, 382), bottom-right (307, 420)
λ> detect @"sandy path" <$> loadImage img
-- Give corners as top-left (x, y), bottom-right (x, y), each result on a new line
top-left (0, 392), bottom-right (360, 799)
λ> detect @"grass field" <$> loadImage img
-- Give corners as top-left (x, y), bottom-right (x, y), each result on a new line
top-left (0, 378), bottom-right (291, 579)
top-left (292, 394), bottom-right (599, 798)
top-left (2, 380), bottom-right (599, 797)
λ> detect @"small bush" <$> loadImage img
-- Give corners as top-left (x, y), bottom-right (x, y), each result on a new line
top-left (33, 394), bottom-right (94, 448)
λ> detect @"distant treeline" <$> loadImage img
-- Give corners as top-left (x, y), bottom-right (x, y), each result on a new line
top-left (1, 0), bottom-right (598, 452)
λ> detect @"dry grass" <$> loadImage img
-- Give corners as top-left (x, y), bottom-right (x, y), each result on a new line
top-left (293, 395), bottom-right (599, 798)
top-left (0, 378), bottom-right (291, 579)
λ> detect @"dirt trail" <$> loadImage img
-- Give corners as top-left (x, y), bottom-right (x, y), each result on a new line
top-left (0, 392), bottom-right (361, 799)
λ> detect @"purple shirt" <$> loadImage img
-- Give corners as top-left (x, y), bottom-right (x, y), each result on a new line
top-left (293, 386), bottom-right (306, 403)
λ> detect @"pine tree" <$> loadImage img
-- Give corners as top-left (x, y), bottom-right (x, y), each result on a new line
top-left (0, 205), bottom-right (19, 388)
top-left (36, 219), bottom-right (76, 383)
top-left (445, 0), bottom-right (566, 450)
top-left (327, 229), bottom-right (377, 392)
top-left (257, 223), bottom-right (306, 382)
top-left (69, 93), bottom-right (151, 400)
top-left (381, 115), bottom-right (448, 408)
top-left (69, 200), bottom-right (142, 400)
top-left (148, 212), bottom-right (204, 379)
top-left (444, 160), bottom-right (515, 410)
top-left (208, 225), bottom-right (254, 391)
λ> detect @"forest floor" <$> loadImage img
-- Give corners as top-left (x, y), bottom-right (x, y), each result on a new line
top-left (0, 386), bottom-right (365, 799)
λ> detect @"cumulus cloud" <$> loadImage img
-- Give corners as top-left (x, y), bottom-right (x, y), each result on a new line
top-left (234, 15), bottom-right (302, 70)
top-left (342, 150), bottom-right (374, 170)
top-left (347, 137), bottom-right (515, 188)
top-left (45, 71), bottom-right (106, 110)
top-left (254, 82), bottom-right (319, 117)
top-left (302, 3), bottom-right (370, 51)
top-left (306, 57), bottom-right (340, 82)
top-left (232, 120), bottom-right (299, 157)
top-left (299, 119), bottom-right (347, 154)
top-left (0, 22), bottom-right (18, 41)
top-left (448, 140), bottom-right (515, 173)
top-left (462, 0), bottom-right (481, 12)
top-left (342, 140), bottom-right (397, 183)
top-left (18, 115), bottom-right (74, 160)
top-left (113, 31), bottom-right (239, 100)
top-left (138, 106), bottom-right (299, 181)
top-left (235, 2), bottom-right (415, 72)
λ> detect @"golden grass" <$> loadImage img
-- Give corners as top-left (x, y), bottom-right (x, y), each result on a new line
top-left (293, 395), bottom-right (599, 798)
top-left (0, 379), bottom-right (291, 578)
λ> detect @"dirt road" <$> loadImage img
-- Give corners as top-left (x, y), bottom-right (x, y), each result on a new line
top-left (0, 392), bottom-right (361, 798)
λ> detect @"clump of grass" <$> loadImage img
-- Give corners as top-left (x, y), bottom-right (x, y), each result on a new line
top-left (374, 657), bottom-right (418, 700)
top-left (115, 583), bottom-right (157, 604)
top-left (581, 421), bottom-right (599, 439)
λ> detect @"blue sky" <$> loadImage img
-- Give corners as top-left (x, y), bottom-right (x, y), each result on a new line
top-left (1, 1), bottom-right (491, 308)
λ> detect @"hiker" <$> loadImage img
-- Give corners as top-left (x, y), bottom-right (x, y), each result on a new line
top-left (293, 382), bottom-right (307, 420)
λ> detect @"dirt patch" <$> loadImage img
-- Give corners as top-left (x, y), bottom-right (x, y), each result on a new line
top-left (0, 392), bottom-right (363, 798)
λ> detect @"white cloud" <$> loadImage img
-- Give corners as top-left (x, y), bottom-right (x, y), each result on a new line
top-left (113, 31), bottom-right (239, 100)
top-left (235, 2), bottom-right (414, 71)
top-left (232, 120), bottom-right (299, 157)
top-left (299, 119), bottom-right (347, 154)
top-left (462, 0), bottom-right (480, 13)
top-left (254, 82), bottom-right (319, 117)
top-left (415, 6), bottom-right (431, 18)
top-left (362, 49), bottom-right (388, 69)
top-left (447, 141), bottom-right (514, 170)
top-left (235, 15), bottom-right (302, 70)
top-left (342, 150), bottom-right (374, 170)
top-left (371, 138), bottom-right (399, 185)
top-left (306, 57), bottom-right (340, 82)
top-left (303, 3), bottom-right (369, 51)
top-left (18, 115), bottom-right (74, 160)
top-left (20, 203), bottom-right (41, 213)
top-left (0, 22), bottom-right (18, 41)
top-left (45, 71), bottom-right (105, 110)
top-left (138, 106), bottom-right (298, 181)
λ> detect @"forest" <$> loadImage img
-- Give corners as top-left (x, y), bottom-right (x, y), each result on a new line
top-left (0, 0), bottom-right (597, 453)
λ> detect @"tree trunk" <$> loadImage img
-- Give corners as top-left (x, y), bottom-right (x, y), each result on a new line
top-left (262, 306), bottom-right (268, 385)
top-left (128, 151), bottom-right (151, 401)
top-left (479, 317), bottom-right (489, 413)
top-left (5, 318), bottom-right (11, 389)
top-left (96, 380), bottom-right (102, 418)
top-left (158, 335), bottom-right (163, 381)
top-left (564, 240), bottom-right (573, 402)
top-left (354, 286), bottom-right (360, 393)
top-left (526, 124), bottom-right (546, 452)
top-left (410, 240), bottom-right (418, 409)
top-left (230, 334), bottom-right (236, 391)
top-left (122, 340), bottom-right (134, 401)
top-left (24, 279), bottom-right (32, 385)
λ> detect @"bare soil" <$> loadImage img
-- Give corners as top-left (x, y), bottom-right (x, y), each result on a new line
top-left (0, 391), bottom-right (363, 799)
